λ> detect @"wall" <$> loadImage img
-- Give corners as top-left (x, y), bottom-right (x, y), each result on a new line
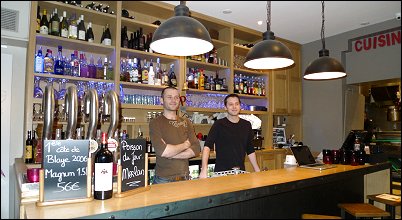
top-left (1, 1), bottom-right (30, 218)
top-left (302, 19), bottom-right (401, 152)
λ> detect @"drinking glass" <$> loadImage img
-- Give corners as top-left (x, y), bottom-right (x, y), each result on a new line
top-left (76, 81), bottom-right (85, 100)
top-left (33, 77), bottom-right (43, 98)
top-left (57, 79), bottom-right (68, 100)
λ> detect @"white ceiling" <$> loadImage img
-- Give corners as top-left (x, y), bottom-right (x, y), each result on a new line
top-left (163, 1), bottom-right (401, 44)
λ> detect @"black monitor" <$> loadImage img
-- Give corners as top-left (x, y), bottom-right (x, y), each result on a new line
top-left (341, 130), bottom-right (372, 151)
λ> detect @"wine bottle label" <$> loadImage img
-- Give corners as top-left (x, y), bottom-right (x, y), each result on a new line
top-left (40, 26), bottom-right (49, 35)
top-left (103, 38), bottom-right (112, 46)
top-left (35, 57), bottom-right (44, 73)
top-left (25, 145), bottom-right (33, 159)
top-left (78, 30), bottom-right (86, 40)
top-left (61, 29), bottom-right (68, 38)
top-left (94, 162), bottom-right (113, 191)
top-left (51, 22), bottom-right (59, 33)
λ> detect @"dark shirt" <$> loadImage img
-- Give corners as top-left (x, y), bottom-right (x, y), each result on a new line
top-left (205, 117), bottom-right (255, 172)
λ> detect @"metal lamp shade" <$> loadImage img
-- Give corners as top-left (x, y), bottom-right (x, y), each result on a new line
top-left (244, 39), bottom-right (294, 69)
top-left (304, 56), bottom-right (346, 80)
top-left (150, 16), bottom-right (213, 56)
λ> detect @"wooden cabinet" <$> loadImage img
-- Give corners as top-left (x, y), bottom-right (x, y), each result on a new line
top-left (24, 1), bottom-right (301, 147)
top-left (244, 149), bottom-right (286, 172)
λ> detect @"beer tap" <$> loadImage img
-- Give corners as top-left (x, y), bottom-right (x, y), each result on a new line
top-left (84, 89), bottom-right (98, 140)
top-left (65, 86), bottom-right (78, 140)
top-left (42, 84), bottom-right (55, 141)
top-left (102, 90), bottom-right (120, 139)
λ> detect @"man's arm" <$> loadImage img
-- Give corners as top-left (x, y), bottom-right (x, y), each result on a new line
top-left (161, 139), bottom-right (191, 158)
top-left (170, 147), bottom-right (196, 159)
top-left (247, 152), bottom-right (261, 172)
top-left (199, 146), bottom-right (211, 178)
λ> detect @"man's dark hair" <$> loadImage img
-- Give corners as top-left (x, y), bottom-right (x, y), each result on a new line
top-left (224, 94), bottom-right (241, 106)
top-left (161, 86), bottom-right (177, 98)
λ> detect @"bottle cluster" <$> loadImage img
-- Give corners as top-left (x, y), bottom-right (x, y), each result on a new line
top-left (34, 46), bottom-right (114, 80)
top-left (234, 74), bottom-right (266, 96)
top-left (186, 68), bottom-right (227, 91)
top-left (120, 57), bottom-right (177, 87)
top-left (37, 5), bottom-right (112, 45)
top-left (121, 26), bottom-right (153, 52)
top-left (186, 48), bottom-right (229, 66)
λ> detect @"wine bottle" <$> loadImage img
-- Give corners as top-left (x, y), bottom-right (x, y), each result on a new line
top-left (102, 24), bottom-right (112, 46)
top-left (60, 11), bottom-right (69, 38)
top-left (94, 132), bottom-right (113, 200)
top-left (85, 22), bottom-right (94, 42)
top-left (121, 26), bottom-right (128, 48)
top-left (25, 131), bottom-right (33, 163)
top-left (169, 64), bottom-right (177, 87)
top-left (36, 6), bottom-right (41, 33)
top-left (50, 8), bottom-right (60, 36)
top-left (77, 15), bottom-right (86, 41)
top-left (39, 9), bottom-right (49, 35)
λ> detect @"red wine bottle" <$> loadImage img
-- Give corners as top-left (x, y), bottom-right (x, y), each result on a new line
top-left (25, 131), bottom-right (33, 163)
top-left (94, 132), bottom-right (113, 200)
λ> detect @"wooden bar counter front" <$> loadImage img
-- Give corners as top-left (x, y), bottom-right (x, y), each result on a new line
top-left (23, 163), bottom-right (391, 219)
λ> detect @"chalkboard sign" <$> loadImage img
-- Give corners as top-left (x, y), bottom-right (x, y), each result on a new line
top-left (273, 127), bottom-right (287, 144)
top-left (43, 140), bottom-right (89, 202)
top-left (120, 138), bottom-right (146, 192)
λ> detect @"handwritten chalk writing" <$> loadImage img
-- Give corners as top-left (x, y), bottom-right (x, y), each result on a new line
top-left (131, 152), bottom-right (142, 166)
top-left (45, 169), bottom-right (75, 182)
top-left (121, 141), bottom-right (143, 151)
top-left (55, 181), bottom-right (80, 192)
top-left (71, 146), bottom-right (80, 152)
top-left (45, 140), bottom-right (62, 153)
top-left (72, 155), bottom-right (88, 163)
top-left (122, 152), bottom-right (130, 162)
top-left (122, 166), bottom-right (145, 180)
top-left (56, 145), bottom-right (70, 153)
top-left (46, 155), bottom-right (70, 167)
top-left (76, 167), bottom-right (87, 176)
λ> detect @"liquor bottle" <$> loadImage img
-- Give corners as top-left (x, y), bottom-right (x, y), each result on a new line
top-left (102, 24), bottom-right (112, 46)
top-left (131, 58), bottom-right (139, 83)
top-left (50, 8), bottom-right (60, 36)
top-left (106, 59), bottom-right (113, 80)
top-left (161, 64), bottom-right (169, 86)
top-left (77, 15), bottom-right (86, 41)
top-left (60, 11), bottom-right (69, 38)
top-left (138, 28), bottom-right (144, 51)
top-left (88, 54), bottom-right (97, 78)
top-left (102, 5), bottom-right (110, 13)
top-left (79, 53), bottom-right (89, 78)
top-left (154, 58), bottom-right (162, 85)
top-left (146, 137), bottom-right (152, 153)
top-left (34, 46), bottom-right (44, 73)
top-left (137, 59), bottom-right (142, 83)
top-left (199, 69), bottom-right (205, 90)
top-left (94, 132), bottom-right (114, 200)
top-left (85, 2), bottom-right (95, 9)
top-left (71, 50), bottom-right (80, 77)
top-left (128, 33), bottom-right (134, 49)
top-left (148, 60), bottom-right (155, 85)
top-left (54, 46), bottom-right (65, 75)
top-left (25, 131), bottom-right (33, 163)
top-left (39, 9), bottom-right (49, 35)
top-left (141, 60), bottom-right (148, 84)
top-left (44, 49), bottom-right (54, 73)
top-left (36, 6), bottom-right (41, 33)
top-left (168, 64), bottom-right (177, 87)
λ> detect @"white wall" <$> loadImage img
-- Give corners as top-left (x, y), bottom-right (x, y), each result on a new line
top-left (1, 1), bottom-right (30, 218)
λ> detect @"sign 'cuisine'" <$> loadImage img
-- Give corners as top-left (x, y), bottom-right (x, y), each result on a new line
top-left (354, 29), bottom-right (400, 52)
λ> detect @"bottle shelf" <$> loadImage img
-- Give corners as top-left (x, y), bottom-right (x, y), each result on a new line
top-left (186, 107), bottom-right (226, 113)
top-left (212, 39), bottom-right (230, 49)
top-left (233, 68), bottom-right (268, 75)
top-left (33, 73), bottom-right (115, 83)
top-left (121, 103), bottom-right (163, 110)
top-left (120, 17), bottom-right (159, 36)
top-left (38, 1), bottom-right (117, 27)
top-left (237, 93), bottom-right (267, 99)
top-left (120, 81), bottom-right (167, 90)
top-left (32, 120), bottom-right (150, 126)
top-left (36, 34), bottom-right (115, 55)
top-left (234, 44), bottom-right (251, 57)
top-left (186, 59), bottom-right (229, 71)
top-left (186, 88), bottom-right (229, 95)
top-left (120, 48), bottom-right (178, 64)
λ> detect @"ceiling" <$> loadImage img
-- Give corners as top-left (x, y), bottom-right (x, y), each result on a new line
top-left (163, 1), bottom-right (401, 44)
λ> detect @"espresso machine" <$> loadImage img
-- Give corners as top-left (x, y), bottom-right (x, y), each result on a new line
top-left (251, 129), bottom-right (264, 150)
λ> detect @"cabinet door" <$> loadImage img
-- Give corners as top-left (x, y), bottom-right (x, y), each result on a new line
top-left (288, 46), bottom-right (302, 115)
top-left (272, 70), bottom-right (288, 114)
top-left (259, 152), bottom-right (275, 170)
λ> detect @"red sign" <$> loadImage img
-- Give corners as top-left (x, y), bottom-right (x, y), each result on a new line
top-left (354, 30), bottom-right (400, 52)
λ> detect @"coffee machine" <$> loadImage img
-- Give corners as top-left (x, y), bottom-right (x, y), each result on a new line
top-left (252, 129), bottom-right (264, 150)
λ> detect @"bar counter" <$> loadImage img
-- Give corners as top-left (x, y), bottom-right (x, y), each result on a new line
top-left (22, 162), bottom-right (391, 219)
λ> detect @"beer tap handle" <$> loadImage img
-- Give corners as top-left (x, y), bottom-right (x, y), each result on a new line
top-left (103, 90), bottom-right (120, 139)
top-left (65, 86), bottom-right (78, 140)
top-left (42, 84), bottom-right (55, 141)
top-left (84, 89), bottom-right (98, 140)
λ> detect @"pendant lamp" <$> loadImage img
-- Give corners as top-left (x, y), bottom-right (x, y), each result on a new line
top-left (150, 1), bottom-right (213, 57)
top-left (304, 1), bottom-right (346, 80)
top-left (244, 1), bottom-right (294, 70)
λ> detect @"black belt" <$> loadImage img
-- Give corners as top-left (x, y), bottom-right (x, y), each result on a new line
top-left (166, 175), bottom-right (190, 181)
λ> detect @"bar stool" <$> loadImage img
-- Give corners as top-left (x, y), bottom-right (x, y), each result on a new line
top-left (301, 213), bottom-right (341, 219)
top-left (367, 194), bottom-right (401, 219)
top-left (338, 203), bottom-right (390, 219)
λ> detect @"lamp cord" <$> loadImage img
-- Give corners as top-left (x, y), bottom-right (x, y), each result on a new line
top-left (266, 1), bottom-right (271, 32)
top-left (321, 1), bottom-right (326, 50)
top-left (180, 1), bottom-right (185, 6)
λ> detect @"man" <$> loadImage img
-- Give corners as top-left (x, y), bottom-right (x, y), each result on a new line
top-left (199, 94), bottom-right (260, 178)
top-left (149, 87), bottom-right (200, 184)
